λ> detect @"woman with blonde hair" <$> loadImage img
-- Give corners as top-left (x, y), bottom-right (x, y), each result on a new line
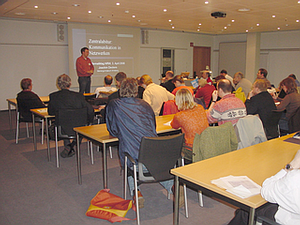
top-left (171, 88), bottom-right (209, 162)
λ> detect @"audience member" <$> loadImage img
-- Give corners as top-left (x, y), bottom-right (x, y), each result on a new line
top-left (201, 70), bottom-right (213, 85)
top-left (76, 47), bottom-right (94, 94)
top-left (16, 78), bottom-right (45, 121)
top-left (275, 77), bottom-right (300, 131)
top-left (106, 78), bottom-right (173, 207)
top-left (195, 78), bottom-right (216, 108)
top-left (48, 74), bottom-right (94, 158)
top-left (171, 75), bottom-right (193, 95)
top-left (94, 75), bottom-right (117, 98)
top-left (288, 74), bottom-right (300, 87)
top-left (228, 149), bottom-right (300, 225)
top-left (206, 79), bottom-right (247, 125)
top-left (245, 79), bottom-right (276, 136)
top-left (136, 76), bottom-right (145, 99)
top-left (171, 88), bottom-right (209, 161)
top-left (160, 70), bottom-right (176, 93)
top-left (141, 74), bottom-right (174, 116)
top-left (220, 69), bottom-right (234, 87)
top-left (256, 68), bottom-right (271, 88)
top-left (233, 72), bottom-right (252, 97)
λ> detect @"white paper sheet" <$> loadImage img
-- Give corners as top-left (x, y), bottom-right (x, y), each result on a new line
top-left (37, 108), bottom-right (47, 113)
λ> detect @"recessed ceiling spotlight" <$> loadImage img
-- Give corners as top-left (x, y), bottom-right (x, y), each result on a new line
top-left (296, 19), bottom-right (300, 23)
top-left (15, 12), bottom-right (25, 15)
top-left (199, 23), bottom-right (202, 26)
top-left (116, 2), bottom-right (120, 6)
top-left (99, 16), bottom-right (103, 18)
top-left (298, 0), bottom-right (300, 3)
top-left (224, 26), bottom-right (227, 29)
top-left (172, 26), bottom-right (175, 29)
top-left (52, 12), bottom-right (58, 15)
top-left (170, 23), bottom-right (173, 26)
top-left (34, 5), bottom-right (38, 9)
top-left (277, 27), bottom-right (280, 30)
top-left (238, 8), bottom-right (250, 12)
top-left (125, 10), bottom-right (129, 14)
top-left (227, 24), bottom-right (231, 26)
top-left (272, 15), bottom-right (276, 18)
top-left (246, 30), bottom-right (249, 32)
top-left (72, 4), bottom-right (80, 7)
top-left (137, 20), bottom-right (141, 22)
top-left (67, 16), bottom-right (71, 19)
top-left (132, 15), bottom-right (136, 18)
top-left (286, 24), bottom-right (289, 26)
top-left (198, 26), bottom-right (200, 28)
top-left (256, 23), bottom-right (260, 26)
top-left (231, 19), bottom-right (235, 22)
top-left (169, 19), bottom-right (172, 22)
top-left (88, 11), bottom-right (92, 14)
top-left (108, 20), bottom-right (111, 22)
top-left (197, 29), bottom-right (200, 31)
top-left (205, 1), bottom-right (209, 4)
top-left (163, 9), bottom-right (167, 12)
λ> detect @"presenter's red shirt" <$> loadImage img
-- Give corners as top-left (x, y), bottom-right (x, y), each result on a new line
top-left (76, 56), bottom-right (94, 77)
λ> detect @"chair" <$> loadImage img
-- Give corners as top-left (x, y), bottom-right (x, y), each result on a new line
top-left (192, 122), bottom-right (238, 207)
top-left (256, 216), bottom-right (280, 225)
top-left (54, 107), bottom-right (92, 168)
top-left (15, 101), bottom-right (44, 144)
top-left (162, 100), bottom-right (179, 115)
top-left (288, 106), bottom-right (300, 133)
top-left (234, 115), bottom-right (267, 149)
top-left (264, 111), bottom-right (282, 140)
top-left (124, 133), bottom-right (186, 225)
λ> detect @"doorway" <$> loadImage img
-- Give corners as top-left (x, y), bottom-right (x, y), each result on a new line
top-left (193, 46), bottom-right (211, 78)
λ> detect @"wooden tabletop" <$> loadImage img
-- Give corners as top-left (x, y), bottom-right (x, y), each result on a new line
top-left (171, 134), bottom-right (299, 209)
top-left (73, 114), bottom-right (176, 144)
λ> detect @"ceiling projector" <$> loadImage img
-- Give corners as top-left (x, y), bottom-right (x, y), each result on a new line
top-left (211, 12), bottom-right (226, 18)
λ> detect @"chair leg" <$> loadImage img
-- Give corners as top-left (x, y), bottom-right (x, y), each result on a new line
top-left (109, 146), bottom-right (113, 159)
top-left (198, 191), bottom-right (204, 207)
top-left (124, 156), bottom-right (128, 200)
top-left (26, 122), bottom-right (29, 138)
top-left (133, 164), bottom-right (140, 225)
top-left (55, 126), bottom-right (60, 168)
top-left (181, 158), bottom-right (189, 218)
top-left (89, 141), bottom-right (94, 165)
top-left (16, 112), bottom-right (20, 144)
top-left (41, 120), bottom-right (44, 145)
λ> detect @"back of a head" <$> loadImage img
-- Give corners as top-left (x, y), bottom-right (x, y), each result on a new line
top-left (120, 78), bottom-right (138, 98)
top-left (115, 72), bottom-right (127, 83)
top-left (259, 68), bottom-right (268, 78)
top-left (217, 79), bottom-right (232, 93)
top-left (104, 75), bottom-right (113, 85)
top-left (220, 69), bottom-right (227, 74)
top-left (254, 79), bottom-right (268, 92)
top-left (175, 88), bottom-right (197, 111)
top-left (172, 75), bottom-right (184, 84)
top-left (214, 75), bottom-right (226, 83)
top-left (288, 74), bottom-right (297, 80)
top-left (165, 71), bottom-right (174, 78)
top-left (198, 78), bottom-right (208, 87)
top-left (57, 74), bottom-right (71, 90)
top-left (20, 78), bottom-right (32, 90)
top-left (280, 77), bottom-right (297, 94)
top-left (140, 74), bottom-right (153, 86)
top-left (234, 72), bottom-right (244, 79)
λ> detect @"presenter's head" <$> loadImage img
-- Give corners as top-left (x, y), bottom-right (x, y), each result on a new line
top-left (20, 78), bottom-right (32, 91)
top-left (57, 74), bottom-right (71, 90)
top-left (81, 47), bottom-right (89, 58)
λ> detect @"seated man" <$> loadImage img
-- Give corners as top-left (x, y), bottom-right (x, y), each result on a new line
top-left (233, 71), bottom-right (252, 98)
top-left (201, 70), bottom-right (213, 85)
top-left (17, 78), bottom-right (45, 121)
top-left (160, 70), bottom-right (176, 93)
top-left (206, 79), bottom-right (247, 126)
top-left (94, 75), bottom-right (117, 98)
top-left (228, 149), bottom-right (300, 225)
top-left (141, 74), bottom-right (174, 116)
top-left (256, 68), bottom-right (271, 88)
top-left (48, 74), bottom-right (94, 158)
top-left (245, 79), bottom-right (276, 137)
top-left (106, 78), bottom-right (173, 208)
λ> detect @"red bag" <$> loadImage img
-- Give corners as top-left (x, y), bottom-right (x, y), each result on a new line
top-left (86, 189), bottom-right (136, 223)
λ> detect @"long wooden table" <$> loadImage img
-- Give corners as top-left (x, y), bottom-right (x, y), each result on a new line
top-left (74, 114), bottom-right (179, 187)
top-left (171, 134), bottom-right (299, 225)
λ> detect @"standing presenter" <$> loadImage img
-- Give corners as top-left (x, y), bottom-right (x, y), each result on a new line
top-left (76, 47), bottom-right (94, 94)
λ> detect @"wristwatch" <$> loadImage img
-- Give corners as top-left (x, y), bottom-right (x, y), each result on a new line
top-left (285, 164), bottom-right (292, 170)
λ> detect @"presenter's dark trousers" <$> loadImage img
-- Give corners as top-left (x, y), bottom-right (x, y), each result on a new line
top-left (227, 203), bottom-right (278, 225)
top-left (78, 76), bottom-right (91, 94)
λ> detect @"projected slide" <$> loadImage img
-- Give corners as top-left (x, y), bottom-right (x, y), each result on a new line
top-left (68, 23), bottom-right (140, 86)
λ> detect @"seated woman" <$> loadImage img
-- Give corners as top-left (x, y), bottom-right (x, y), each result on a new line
top-left (171, 88), bottom-right (209, 162)
top-left (275, 77), bottom-right (300, 132)
top-left (195, 78), bottom-right (216, 108)
top-left (171, 75), bottom-right (194, 95)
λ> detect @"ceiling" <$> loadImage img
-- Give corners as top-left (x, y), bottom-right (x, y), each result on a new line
top-left (1, 0), bottom-right (300, 34)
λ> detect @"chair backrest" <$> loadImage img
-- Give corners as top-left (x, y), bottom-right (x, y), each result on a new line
top-left (98, 90), bottom-right (115, 98)
top-left (235, 115), bottom-right (267, 149)
top-left (193, 97), bottom-right (206, 109)
top-left (138, 133), bottom-right (184, 182)
top-left (55, 108), bottom-right (88, 137)
top-left (192, 122), bottom-right (238, 162)
top-left (162, 100), bottom-right (179, 115)
top-left (289, 106), bottom-right (300, 133)
top-left (264, 111), bottom-right (282, 139)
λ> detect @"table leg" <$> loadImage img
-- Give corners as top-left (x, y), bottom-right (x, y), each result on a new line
top-left (76, 132), bottom-right (82, 185)
top-left (173, 175), bottom-right (179, 225)
top-left (248, 208), bottom-right (255, 225)
top-left (103, 143), bottom-right (107, 189)
top-left (8, 101), bottom-right (12, 130)
top-left (45, 118), bottom-right (50, 161)
top-left (32, 113), bottom-right (37, 151)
